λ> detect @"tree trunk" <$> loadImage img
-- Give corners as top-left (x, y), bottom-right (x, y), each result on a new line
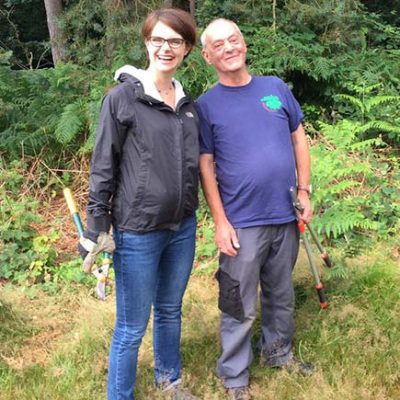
top-left (272, 0), bottom-right (277, 32)
top-left (43, 0), bottom-right (66, 65)
top-left (189, 0), bottom-right (195, 17)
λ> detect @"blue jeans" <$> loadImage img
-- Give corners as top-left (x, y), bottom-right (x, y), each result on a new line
top-left (107, 215), bottom-right (196, 400)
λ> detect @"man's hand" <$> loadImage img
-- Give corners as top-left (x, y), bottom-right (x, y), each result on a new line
top-left (215, 219), bottom-right (240, 257)
top-left (297, 191), bottom-right (313, 224)
top-left (78, 230), bottom-right (115, 273)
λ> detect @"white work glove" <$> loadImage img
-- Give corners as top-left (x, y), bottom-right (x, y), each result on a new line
top-left (78, 231), bottom-right (115, 273)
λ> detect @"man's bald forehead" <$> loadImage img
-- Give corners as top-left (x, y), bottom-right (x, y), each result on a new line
top-left (201, 19), bottom-right (243, 48)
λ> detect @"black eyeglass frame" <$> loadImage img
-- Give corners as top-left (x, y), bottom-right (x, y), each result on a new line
top-left (149, 36), bottom-right (186, 49)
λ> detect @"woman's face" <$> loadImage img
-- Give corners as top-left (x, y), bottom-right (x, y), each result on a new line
top-left (145, 21), bottom-right (189, 75)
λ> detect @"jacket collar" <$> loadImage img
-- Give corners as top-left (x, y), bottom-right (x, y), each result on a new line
top-left (114, 65), bottom-right (186, 106)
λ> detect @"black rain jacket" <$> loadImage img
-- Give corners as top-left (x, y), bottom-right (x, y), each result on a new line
top-left (86, 72), bottom-right (199, 233)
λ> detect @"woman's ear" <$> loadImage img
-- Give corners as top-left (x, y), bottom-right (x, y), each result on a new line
top-left (143, 40), bottom-right (150, 60)
top-left (183, 44), bottom-right (192, 58)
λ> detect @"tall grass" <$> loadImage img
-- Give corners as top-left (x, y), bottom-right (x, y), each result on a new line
top-left (0, 246), bottom-right (399, 400)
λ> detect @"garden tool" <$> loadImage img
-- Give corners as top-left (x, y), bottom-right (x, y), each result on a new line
top-left (290, 186), bottom-right (329, 309)
top-left (63, 188), bottom-right (111, 300)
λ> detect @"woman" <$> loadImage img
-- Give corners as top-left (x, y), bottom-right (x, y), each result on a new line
top-left (79, 8), bottom-right (199, 400)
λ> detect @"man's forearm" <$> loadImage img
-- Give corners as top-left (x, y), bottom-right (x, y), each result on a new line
top-left (199, 153), bottom-right (240, 256)
top-left (292, 123), bottom-right (311, 187)
top-left (199, 154), bottom-right (228, 225)
top-left (292, 123), bottom-right (313, 223)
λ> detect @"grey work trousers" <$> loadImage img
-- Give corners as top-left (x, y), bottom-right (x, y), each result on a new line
top-left (215, 222), bottom-right (299, 388)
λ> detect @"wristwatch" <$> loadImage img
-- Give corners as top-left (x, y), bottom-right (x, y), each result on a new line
top-left (297, 184), bottom-right (312, 194)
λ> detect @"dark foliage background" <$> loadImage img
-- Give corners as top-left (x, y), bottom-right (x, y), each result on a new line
top-left (0, 0), bottom-right (399, 283)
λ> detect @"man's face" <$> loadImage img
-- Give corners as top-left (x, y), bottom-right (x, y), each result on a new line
top-left (202, 20), bottom-right (247, 75)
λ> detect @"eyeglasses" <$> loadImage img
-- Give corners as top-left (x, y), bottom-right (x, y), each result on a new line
top-left (149, 36), bottom-right (185, 49)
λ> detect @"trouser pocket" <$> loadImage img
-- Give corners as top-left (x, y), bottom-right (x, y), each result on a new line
top-left (215, 268), bottom-right (245, 322)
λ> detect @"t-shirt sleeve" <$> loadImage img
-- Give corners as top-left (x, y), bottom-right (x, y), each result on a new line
top-left (281, 81), bottom-right (304, 132)
top-left (196, 101), bottom-right (214, 154)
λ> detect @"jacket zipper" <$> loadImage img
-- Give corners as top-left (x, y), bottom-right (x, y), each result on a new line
top-left (141, 96), bottom-right (190, 223)
top-left (175, 110), bottom-right (185, 222)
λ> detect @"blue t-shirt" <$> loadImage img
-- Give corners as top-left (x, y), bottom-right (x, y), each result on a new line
top-left (197, 76), bottom-right (304, 228)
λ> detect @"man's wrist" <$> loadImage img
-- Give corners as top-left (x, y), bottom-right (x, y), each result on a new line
top-left (297, 184), bottom-right (312, 194)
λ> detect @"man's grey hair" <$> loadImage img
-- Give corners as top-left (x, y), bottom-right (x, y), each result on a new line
top-left (200, 18), bottom-right (243, 48)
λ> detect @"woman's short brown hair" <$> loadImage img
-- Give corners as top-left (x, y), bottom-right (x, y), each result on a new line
top-left (142, 8), bottom-right (197, 53)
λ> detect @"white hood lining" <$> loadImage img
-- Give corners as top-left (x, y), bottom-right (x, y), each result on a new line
top-left (114, 65), bottom-right (186, 106)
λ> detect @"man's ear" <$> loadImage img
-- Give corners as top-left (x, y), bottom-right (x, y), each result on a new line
top-left (202, 49), bottom-right (212, 65)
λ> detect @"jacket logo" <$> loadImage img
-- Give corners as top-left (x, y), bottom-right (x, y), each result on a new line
top-left (185, 112), bottom-right (194, 118)
top-left (260, 95), bottom-right (282, 112)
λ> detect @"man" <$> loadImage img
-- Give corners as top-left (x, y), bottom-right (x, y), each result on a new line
top-left (197, 19), bottom-right (314, 400)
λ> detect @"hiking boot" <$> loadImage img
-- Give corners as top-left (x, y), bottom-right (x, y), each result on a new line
top-left (280, 356), bottom-right (315, 376)
top-left (226, 386), bottom-right (252, 400)
top-left (162, 383), bottom-right (199, 400)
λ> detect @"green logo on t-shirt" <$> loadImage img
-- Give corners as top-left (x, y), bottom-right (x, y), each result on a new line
top-left (260, 95), bottom-right (282, 111)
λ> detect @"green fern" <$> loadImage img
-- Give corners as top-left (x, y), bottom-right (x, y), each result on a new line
top-left (365, 95), bottom-right (400, 113)
top-left (335, 94), bottom-right (364, 112)
top-left (334, 86), bottom-right (400, 144)
top-left (55, 101), bottom-right (86, 145)
top-left (311, 118), bottom-right (400, 242)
